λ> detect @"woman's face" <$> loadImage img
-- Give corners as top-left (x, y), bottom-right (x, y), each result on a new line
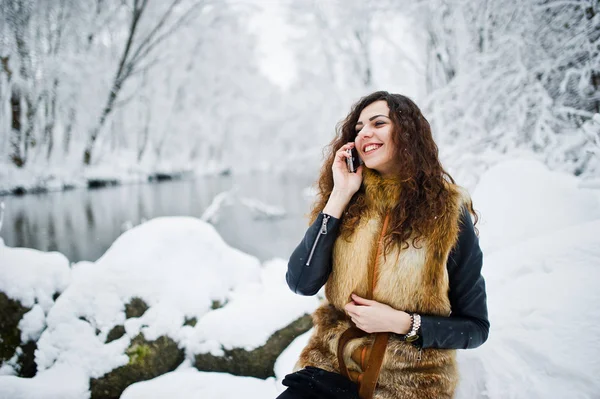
top-left (354, 100), bottom-right (398, 178)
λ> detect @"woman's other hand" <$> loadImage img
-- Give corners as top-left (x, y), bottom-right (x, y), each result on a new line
top-left (344, 293), bottom-right (411, 334)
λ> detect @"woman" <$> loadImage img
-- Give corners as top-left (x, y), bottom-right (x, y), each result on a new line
top-left (279, 91), bottom-right (489, 399)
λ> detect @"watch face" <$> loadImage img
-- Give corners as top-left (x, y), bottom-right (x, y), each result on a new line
top-left (405, 334), bottom-right (419, 343)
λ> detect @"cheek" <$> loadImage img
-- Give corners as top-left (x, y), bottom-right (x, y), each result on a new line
top-left (383, 146), bottom-right (395, 161)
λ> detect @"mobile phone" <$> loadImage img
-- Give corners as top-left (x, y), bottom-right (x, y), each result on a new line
top-left (346, 146), bottom-right (362, 173)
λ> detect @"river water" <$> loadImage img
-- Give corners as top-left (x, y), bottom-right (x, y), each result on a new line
top-left (0, 172), bottom-right (317, 264)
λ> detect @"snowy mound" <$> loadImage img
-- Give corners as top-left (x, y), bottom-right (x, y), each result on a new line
top-left (456, 218), bottom-right (600, 398)
top-left (0, 240), bottom-right (71, 375)
top-left (120, 368), bottom-right (279, 399)
top-left (34, 216), bottom-right (261, 378)
top-left (0, 241), bottom-right (70, 311)
top-left (183, 259), bottom-right (319, 356)
top-left (0, 216), bottom-right (319, 398)
top-left (0, 365), bottom-right (88, 399)
top-left (472, 159), bottom-right (600, 254)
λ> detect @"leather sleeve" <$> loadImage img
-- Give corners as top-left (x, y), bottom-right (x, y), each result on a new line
top-left (286, 212), bottom-right (342, 296)
top-left (417, 206), bottom-right (490, 349)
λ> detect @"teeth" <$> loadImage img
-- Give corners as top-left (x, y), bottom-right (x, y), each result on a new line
top-left (365, 144), bottom-right (382, 153)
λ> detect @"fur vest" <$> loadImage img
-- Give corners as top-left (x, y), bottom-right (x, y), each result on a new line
top-left (295, 168), bottom-right (470, 399)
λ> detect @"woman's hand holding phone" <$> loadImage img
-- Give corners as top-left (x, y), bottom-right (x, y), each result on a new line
top-left (323, 143), bottom-right (363, 218)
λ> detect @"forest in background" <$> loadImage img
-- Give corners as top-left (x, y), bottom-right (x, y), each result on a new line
top-left (0, 0), bottom-right (598, 192)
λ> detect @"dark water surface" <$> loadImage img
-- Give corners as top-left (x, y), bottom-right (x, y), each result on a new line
top-left (0, 172), bottom-right (316, 264)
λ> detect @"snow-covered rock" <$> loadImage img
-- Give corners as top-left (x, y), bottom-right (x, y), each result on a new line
top-left (0, 217), bottom-right (318, 398)
top-left (0, 242), bottom-right (71, 312)
top-left (0, 241), bottom-right (70, 376)
top-left (185, 259), bottom-right (317, 356)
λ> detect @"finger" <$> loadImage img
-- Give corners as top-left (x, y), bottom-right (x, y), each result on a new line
top-left (344, 302), bottom-right (359, 314)
top-left (336, 143), bottom-right (357, 158)
top-left (336, 143), bottom-right (353, 154)
top-left (337, 142), bottom-right (355, 151)
top-left (351, 293), bottom-right (373, 306)
top-left (334, 148), bottom-right (351, 163)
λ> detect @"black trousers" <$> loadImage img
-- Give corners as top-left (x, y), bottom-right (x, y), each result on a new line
top-left (276, 387), bottom-right (315, 399)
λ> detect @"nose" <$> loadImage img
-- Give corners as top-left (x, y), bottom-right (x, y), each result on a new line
top-left (356, 126), bottom-right (373, 141)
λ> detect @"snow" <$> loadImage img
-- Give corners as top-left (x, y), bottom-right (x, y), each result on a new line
top-left (0, 241), bottom-right (71, 310)
top-left (0, 215), bottom-right (318, 398)
top-left (120, 368), bottom-right (279, 399)
top-left (0, 364), bottom-right (90, 399)
top-left (274, 329), bottom-right (313, 382)
top-left (456, 218), bottom-right (600, 398)
top-left (0, 164), bottom-right (87, 196)
top-left (1, 157), bottom-right (599, 398)
top-left (33, 216), bottom-right (262, 379)
top-left (19, 305), bottom-right (46, 342)
top-left (472, 159), bottom-right (600, 254)
top-left (183, 259), bottom-right (318, 355)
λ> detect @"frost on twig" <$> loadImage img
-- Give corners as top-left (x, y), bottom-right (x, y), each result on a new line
top-left (201, 188), bottom-right (238, 225)
top-left (200, 188), bottom-right (287, 224)
top-left (0, 202), bottom-right (5, 234)
top-left (239, 197), bottom-right (286, 220)
top-left (582, 114), bottom-right (600, 155)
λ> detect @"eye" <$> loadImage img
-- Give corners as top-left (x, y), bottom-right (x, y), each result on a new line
top-left (375, 121), bottom-right (385, 126)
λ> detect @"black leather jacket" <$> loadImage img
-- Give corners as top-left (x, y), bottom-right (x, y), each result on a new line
top-left (286, 207), bottom-right (490, 350)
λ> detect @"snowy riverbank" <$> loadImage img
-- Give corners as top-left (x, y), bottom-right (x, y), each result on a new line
top-left (1, 158), bottom-right (599, 399)
top-left (0, 160), bottom-right (233, 196)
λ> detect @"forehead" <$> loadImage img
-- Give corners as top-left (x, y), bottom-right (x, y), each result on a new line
top-left (358, 100), bottom-right (389, 120)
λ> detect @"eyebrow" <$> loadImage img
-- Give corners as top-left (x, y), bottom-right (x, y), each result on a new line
top-left (355, 114), bottom-right (389, 128)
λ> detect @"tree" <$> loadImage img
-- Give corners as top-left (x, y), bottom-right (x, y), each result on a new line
top-left (83, 0), bottom-right (207, 165)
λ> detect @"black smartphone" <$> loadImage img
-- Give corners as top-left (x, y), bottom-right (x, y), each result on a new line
top-left (346, 146), bottom-right (362, 173)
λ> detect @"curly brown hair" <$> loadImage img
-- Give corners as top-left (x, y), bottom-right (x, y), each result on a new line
top-left (308, 91), bottom-right (478, 253)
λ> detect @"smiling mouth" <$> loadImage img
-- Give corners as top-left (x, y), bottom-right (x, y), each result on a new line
top-left (364, 144), bottom-right (383, 154)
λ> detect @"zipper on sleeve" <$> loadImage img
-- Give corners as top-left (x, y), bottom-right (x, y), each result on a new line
top-left (305, 214), bottom-right (330, 266)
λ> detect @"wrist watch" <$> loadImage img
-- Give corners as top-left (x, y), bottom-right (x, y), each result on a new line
top-left (404, 313), bottom-right (421, 342)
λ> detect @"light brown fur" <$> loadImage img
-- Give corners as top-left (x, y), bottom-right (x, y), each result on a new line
top-left (295, 168), bottom-right (471, 399)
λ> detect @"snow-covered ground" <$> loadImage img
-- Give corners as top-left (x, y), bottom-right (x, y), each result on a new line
top-left (0, 158), bottom-right (599, 398)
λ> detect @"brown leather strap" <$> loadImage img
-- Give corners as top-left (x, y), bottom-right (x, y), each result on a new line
top-left (337, 326), bottom-right (366, 378)
top-left (338, 212), bottom-right (391, 399)
top-left (358, 332), bottom-right (389, 399)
